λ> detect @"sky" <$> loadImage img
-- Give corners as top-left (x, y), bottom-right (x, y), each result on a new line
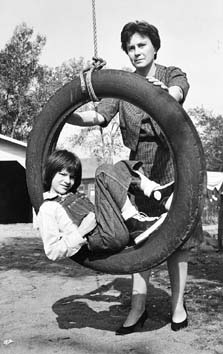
top-left (1, 0), bottom-right (223, 114)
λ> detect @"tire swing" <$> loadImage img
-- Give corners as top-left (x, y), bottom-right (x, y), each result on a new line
top-left (26, 69), bottom-right (206, 274)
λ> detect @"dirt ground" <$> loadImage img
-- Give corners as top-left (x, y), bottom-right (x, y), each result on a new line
top-left (0, 223), bottom-right (223, 354)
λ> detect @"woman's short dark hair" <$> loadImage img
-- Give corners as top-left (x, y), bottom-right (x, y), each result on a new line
top-left (43, 149), bottom-right (82, 193)
top-left (121, 20), bottom-right (161, 58)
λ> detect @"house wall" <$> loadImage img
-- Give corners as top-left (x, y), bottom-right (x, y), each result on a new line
top-left (0, 135), bottom-right (32, 224)
top-left (0, 161), bottom-right (32, 223)
top-left (80, 178), bottom-right (95, 203)
top-left (0, 134), bottom-right (26, 167)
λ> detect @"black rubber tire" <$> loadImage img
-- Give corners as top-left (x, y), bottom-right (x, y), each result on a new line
top-left (26, 69), bottom-right (206, 274)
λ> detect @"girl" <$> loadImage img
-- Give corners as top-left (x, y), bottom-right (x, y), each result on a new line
top-left (38, 149), bottom-right (171, 261)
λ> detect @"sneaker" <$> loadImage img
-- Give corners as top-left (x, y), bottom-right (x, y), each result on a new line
top-left (125, 212), bottom-right (167, 244)
top-left (150, 181), bottom-right (174, 208)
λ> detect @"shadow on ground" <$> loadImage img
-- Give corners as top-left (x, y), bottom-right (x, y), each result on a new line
top-left (1, 234), bottom-right (223, 286)
top-left (1, 226), bottom-right (223, 350)
top-left (0, 236), bottom-right (95, 277)
top-left (1, 234), bottom-right (223, 281)
top-left (52, 277), bottom-right (171, 332)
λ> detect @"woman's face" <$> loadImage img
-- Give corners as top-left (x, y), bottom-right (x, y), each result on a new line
top-left (126, 32), bottom-right (156, 73)
top-left (50, 169), bottom-right (75, 195)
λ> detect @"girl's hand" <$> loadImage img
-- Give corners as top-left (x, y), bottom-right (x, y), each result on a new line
top-left (78, 212), bottom-right (97, 237)
top-left (146, 76), bottom-right (168, 91)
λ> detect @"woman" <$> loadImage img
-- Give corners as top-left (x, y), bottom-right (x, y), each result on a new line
top-left (67, 20), bottom-right (202, 334)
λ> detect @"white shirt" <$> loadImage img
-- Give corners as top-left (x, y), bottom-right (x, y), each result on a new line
top-left (37, 191), bottom-right (87, 261)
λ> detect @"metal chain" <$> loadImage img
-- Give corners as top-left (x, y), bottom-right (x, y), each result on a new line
top-left (92, 0), bottom-right (98, 58)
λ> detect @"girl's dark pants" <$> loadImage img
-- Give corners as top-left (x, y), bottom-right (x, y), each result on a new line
top-left (60, 160), bottom-right (142, 253)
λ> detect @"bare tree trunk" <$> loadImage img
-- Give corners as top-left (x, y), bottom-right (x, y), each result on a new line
top-left (11, 115), bottom-right (20, 138)
top-left (100, 127), bottom-right (111, 163)
top-left (11, 98), bottom-right (21, 138)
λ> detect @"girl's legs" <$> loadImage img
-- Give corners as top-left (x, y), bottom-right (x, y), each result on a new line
top-left (93, 162), bottom-right (138, 251)
top-left (122, 271), bottom-right (150, 327)
top-left (93, 161), bottom-right (163, 251)
top-left (167, 249), bottom-right (189, 323)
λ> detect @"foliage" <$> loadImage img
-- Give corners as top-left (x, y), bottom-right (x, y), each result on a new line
top-left (58, 107), bottom-right (129, 163)
top-left (188, 106), bottom-right (223, 171)
top-left (0, 22), bottom-right (127, 160)
top-left (83, 115), bottom-right (128, 163)
top-left (30, 57), bottom-right (89, 130)
top-left (0, 21), bottom-right (125, 161)
top-left (94, 115), bottom-right (129, 162)
top-left (35, 57), bottom-right (89, 103)
top-left (0, 23), bottom-right (46, 139)
top-left (0, 21), bottom-right (91, 141)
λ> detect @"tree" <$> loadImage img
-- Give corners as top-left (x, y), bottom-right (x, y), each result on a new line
top-left (188, 106), bottom-right (223, 171)
top-left (35, 57), bottom-right (89, 101)
top-left (58, 106), bottom-right (129, 163)
top-left (0, 22), bottom-right (46, 139)
top-left (93, 116), bottom-right (129, 163)
top-left (29, 57), bottom-right (90, 129)
top-left (58, 66), bottom-right (132, 162)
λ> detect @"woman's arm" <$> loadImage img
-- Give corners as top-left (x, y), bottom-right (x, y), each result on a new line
top-left (66, 111), bottom-right (105, 127)
top-left (168, 86), bottom-right (183, 103)
top-left (67, 98), bottom-right (120, 128)
top-left (147, 76), bottom-right (183, 103)
top-left (165, 66), bottom-right (190, 103)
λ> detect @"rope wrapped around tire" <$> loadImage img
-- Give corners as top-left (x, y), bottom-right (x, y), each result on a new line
top-left (26, 69), bottom-right (206, 274)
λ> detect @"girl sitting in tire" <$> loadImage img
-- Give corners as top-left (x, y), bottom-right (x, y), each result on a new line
top-left (37, 149), bottom-right (172, 261)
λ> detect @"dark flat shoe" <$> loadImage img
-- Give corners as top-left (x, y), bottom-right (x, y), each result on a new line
top-left (116, 310), bottom-right (148, 335)
top-left (171, 317), bottom-right (188, 331)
